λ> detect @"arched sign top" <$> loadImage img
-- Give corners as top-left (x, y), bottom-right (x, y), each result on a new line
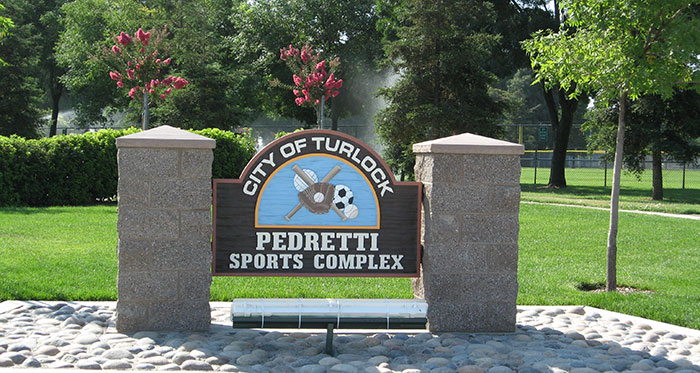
top-left (213, 130), bottom-right (422, 277)
top-left (255, 153), bottom-right (381, 229)
top-left (237, 130), bottom-right (400, 199)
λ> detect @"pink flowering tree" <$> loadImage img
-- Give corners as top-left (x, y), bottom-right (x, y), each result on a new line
top-left (102, 26), bottom-right (189, 129)
top-left (274, 43), bottom-right (342, 129)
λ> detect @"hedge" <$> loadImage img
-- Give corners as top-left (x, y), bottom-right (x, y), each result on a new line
top-left (0, 128), bottom-right (256, 207)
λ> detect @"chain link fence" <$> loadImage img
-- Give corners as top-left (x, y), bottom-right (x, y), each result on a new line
top-left (520, 150), bottom-right (699, 190)
top-left (498, 124), bottom-right (699, 191)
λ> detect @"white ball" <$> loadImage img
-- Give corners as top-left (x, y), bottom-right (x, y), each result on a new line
top-left (293, 169), bottom-right (318, 191)
top-left (313, 192), bottom-right (324, 203)
top-left (344, 204), bottom-right (359, 219)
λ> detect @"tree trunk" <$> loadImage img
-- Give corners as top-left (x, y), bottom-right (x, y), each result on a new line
top-left (142, 91), bottom-right (150, 130)
top-left (48, 66), bottom-right (63, 137)
top-left (49, 95), bottom-right (60, 137)
top-left (542, 84), bottom-right (579, 188)
top-left (331, 96), bottom-right (339, 131)
top-left (606, 89), bottom-right (629, 292)
top-left (548, 87), bottom-right (579, 188)
top-left (652, 149), bottom-right (663, 200)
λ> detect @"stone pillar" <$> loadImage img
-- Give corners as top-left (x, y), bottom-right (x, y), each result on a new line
top-left (115, 125), bottom-right (215, 332)
top-left (412, 133), bottom-right (524, 332)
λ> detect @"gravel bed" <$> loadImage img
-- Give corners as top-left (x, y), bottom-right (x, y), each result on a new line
top-left (1, 301), bottom-right (699, 372)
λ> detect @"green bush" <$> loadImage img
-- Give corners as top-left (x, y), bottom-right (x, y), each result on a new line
top-left (191, 128), bottom-right (256, 179)
top-left (0, 128), bottom-right (255, 206)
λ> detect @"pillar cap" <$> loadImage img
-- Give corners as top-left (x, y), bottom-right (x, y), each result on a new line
top-left (116, 125), bottom-right (216, 149)
top-left (413, 133), bottom-right (524, 155)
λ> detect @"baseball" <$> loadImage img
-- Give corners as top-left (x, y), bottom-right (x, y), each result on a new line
top-left (313, 192), bottom-right (324, 203)
top-left (343, 204), bottom-right (359, 219)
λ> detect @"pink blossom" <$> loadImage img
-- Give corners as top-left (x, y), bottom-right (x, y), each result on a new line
top-left (160, 94), bottom-right (166, 99)
top-left (163, 58), bottom-right (171, 65)
top-left (165, 87), bottom-right (172, 95)
top-left (293, 74), bottom-right (302, 86)
top-left (332, 90), bottom-right (340, 97)
top-left (128, 86), bottom-right (140, 98)
top-left (149, 88), bottom-right (155, 94)
top-left (127, 61), bottom-right (132, 67)
top-left (112, 45), bottom-right (121, 55)
top-left (172, 77), bottom-right (189, 89)
top-left (135, 64), bottom-right (141, 70)
top-left (295, 97), bottom-right (305, 106)
top-left (135, 28), bottom-right (151, 46)
top-left (315, 60), bottom-right (325, 71)
top-left (293, 89), bottom-right (300, 96)
top-left (116, 81), bottom-right (124, 88)
top-left (156, 58), bottom-right (161, 63)
top-left (109, 71), bottom-right (121, 81)
top-left (313, 71), bottom-right (325, 82)
top-left (324, 74), bottom-right (336, 88)
top-left (127, 69), bottom-right (135, 80)
top-left (162, 76), bottom-right (173, 85)
top-left (280, 48), bottom-right (287, 61)
top-left (301, 49), bottom-right (310, 63)
top-left (117, 32), bottom-right (132, 45)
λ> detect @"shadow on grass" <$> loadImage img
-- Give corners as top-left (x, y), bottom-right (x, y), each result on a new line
top-left (522, 184), bottom-right (700, 204)
top-left (0, 203), bottom-right (117, 215)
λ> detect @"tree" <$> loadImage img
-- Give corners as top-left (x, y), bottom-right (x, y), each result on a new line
top-left (58, 0), bottom-right (253, 130)
top-left (36, 0), bottom-right (68, 137)
top-left (230, 0), bottom-right (384, 129)
top-left (102, 27), bottom-right (189, 129)
top-left (524, 0), bottom-right (700, 291)
top-left (57, 0), bottom-right (147, 127)
top-left (0, 0), bottom-right (44, 138)
top-left (375, 0), bottom-right (504, 178)
top-left (585, 91), bottom-right (700, 200)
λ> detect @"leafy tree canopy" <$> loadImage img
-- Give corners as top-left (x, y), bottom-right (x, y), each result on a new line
top-left (375, 0), bottom-right (504, 178)
top-left (523, 0), bottom-right (700, 102)
top-left (0, 0), bottom-right (46, 138)
top-left (0, 3), bottom-right (14, 66)
top-left (585, 91), bottom-right (700, 172)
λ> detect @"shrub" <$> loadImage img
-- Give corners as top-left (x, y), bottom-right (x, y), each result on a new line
top-left (0, 128), bottom-right (255, 206)
top-left (191, 128), bottom-right (256, 179)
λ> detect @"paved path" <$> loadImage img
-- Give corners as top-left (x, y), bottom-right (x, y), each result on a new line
top-left (522, 201), bottom-right (700, 221)
top-left (1, 301), bottom-right (699, 372)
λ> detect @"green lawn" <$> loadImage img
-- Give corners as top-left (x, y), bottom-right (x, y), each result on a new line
top-left (1, 204), bottom-right (699, 329)
top-left (521, 167), bottom-right (700, 214)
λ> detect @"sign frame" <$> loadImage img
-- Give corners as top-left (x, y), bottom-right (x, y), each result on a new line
top-left (212, 130), bottom-right (422, 278)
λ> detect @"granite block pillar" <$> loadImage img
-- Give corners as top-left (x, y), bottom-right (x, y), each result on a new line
top-left (412, 133), bottom-right (524, 332)
top-left (115, 125), bottom-right (215, 332)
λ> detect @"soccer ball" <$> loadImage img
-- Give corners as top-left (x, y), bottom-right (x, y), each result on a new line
top-left (333, 184), bottom-right (354, 210)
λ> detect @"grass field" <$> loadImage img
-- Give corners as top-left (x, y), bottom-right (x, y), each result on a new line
top-left (1, 203), bottom-right (698, 328)
top-left (521, 167), bottom-right (700, 214)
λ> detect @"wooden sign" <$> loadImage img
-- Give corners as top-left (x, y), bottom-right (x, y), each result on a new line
top-left (213, 130), bottom-right (422, 277)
